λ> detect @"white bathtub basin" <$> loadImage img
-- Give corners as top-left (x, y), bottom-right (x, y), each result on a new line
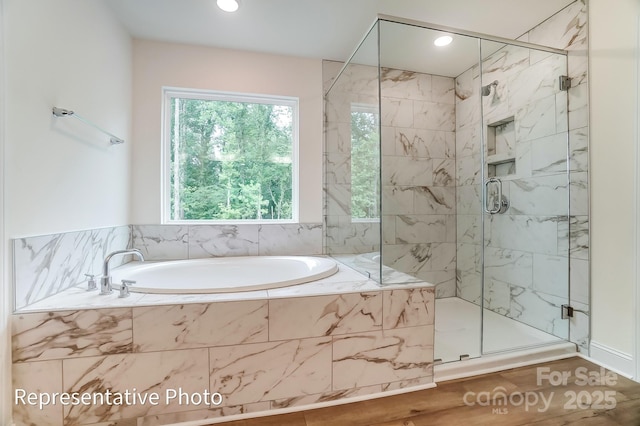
top-left (110, 256), bottom-right (339, 294)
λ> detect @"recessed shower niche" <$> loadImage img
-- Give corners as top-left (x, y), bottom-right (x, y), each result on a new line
top-left (486, 117), bottom-right (516, 178)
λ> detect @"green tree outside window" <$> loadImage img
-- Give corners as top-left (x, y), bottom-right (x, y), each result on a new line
top-left (351, 106), bottom-right (380, 220)
top-left (166, 91), bottom-right (297, 221)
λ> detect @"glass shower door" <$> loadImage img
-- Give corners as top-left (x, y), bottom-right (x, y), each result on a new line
top-left (377, 19), bottom-right (485, 363)
top-left (479, 40), bottom-right (570, 354)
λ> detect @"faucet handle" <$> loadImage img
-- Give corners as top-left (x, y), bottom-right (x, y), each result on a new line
top-left (84, 274), bottom-right (97, 291)
top-left (118, 279), bottom-right (135, 298)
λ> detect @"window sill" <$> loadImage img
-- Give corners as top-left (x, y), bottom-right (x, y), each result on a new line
top-left (162, 219), bottom-right (301, 226)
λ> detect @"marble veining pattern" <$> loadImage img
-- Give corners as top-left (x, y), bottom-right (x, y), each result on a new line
top-left (413, 186), bottom-right (456, 215)
top-left (508, 174), bottom-right (569, 216)
top-left (325, 63), bottom-right (458, 290)
top-left (131, 223), bottom-right (324, 261)
top-left (531, 133), bottom-right (569, 175)
top-left (324, 184), bottom-right (351, 216)
top-left (395, 129), bottom-right (455, 159)
top-left (132, 301), bottom-right (268, 352)
top-left (258, 223), bottom-right (323, 255)
top-left (188, 225), bottom-right (259, 258)
top-left (394, 214), bottom-right (453, 244)
top-left (63, 349), bottom-right (210, 423)
top-left (332, 326), bottom-right (434, 390)
top-left (14, 226), bottom-right (132, 310)
top-left (14, 232), bottom-right (92, 309)
top-left (325, 218), bottom-right (379, 254)
top-left (509, 287), bottom-right (569, 340)
top-left (132, 225), bottom-right (189, 260)
top-left (381, 68), bottom-right (431, 100)
top-left (382, 288), bottom-right (435, 329)
top-left (515, 95), bottom-right (558, 143)
top-left (486, 215), bottom-right (560, 256)
top-left (528, 0), bottom-right (587, 52)
top-left (12, 308), bottom-right (132, 362)
top-left (269, 293), bottom-right (382, 340)
top-left (383, 156), bottom-right (433, 186)
top-left (558, 215), bottom-right (589, 260)
top-left (209, 338), bottom-right (333, 406)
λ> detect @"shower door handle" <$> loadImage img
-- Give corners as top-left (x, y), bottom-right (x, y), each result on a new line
top-left (484, 178), bottom-right (509, 214)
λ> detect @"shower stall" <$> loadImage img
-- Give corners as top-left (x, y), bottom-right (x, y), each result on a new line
top-left (324, 16), bottom-right (578, 367)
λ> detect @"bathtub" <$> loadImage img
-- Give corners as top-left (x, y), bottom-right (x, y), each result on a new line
top-left (13, 256), bottom-right (436, 426)
top-left (110, 255), bottom-right (339, 294)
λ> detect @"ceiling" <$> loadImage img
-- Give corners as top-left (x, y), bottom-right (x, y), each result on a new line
top-left (106, 0), bottom-right (575, 77)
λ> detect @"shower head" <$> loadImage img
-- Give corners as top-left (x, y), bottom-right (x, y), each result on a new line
top-left (481, 80), bottom-right (499, 96)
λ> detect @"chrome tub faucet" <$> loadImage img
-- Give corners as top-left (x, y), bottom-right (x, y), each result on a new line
top-left (100, 249), bottom-right (145, 295)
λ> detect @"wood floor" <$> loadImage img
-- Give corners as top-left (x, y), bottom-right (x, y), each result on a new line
top-left (211, 357), bottom-right (640, 426)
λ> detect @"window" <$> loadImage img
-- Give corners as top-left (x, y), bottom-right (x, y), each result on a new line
top-left (351, 104), bottom-right (380, 220)
top-left (163, 88), bottom-right (298, 222)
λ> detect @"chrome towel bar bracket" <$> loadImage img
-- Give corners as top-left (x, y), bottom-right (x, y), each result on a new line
top-left (52, 107), bottom-right (125, 145)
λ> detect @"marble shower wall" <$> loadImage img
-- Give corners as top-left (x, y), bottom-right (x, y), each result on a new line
top-left (380, 70), bottom-right (456, 297)
top-left (454, 0), bottom-right (589, 350)
top-left (12, 285), bottom-right (435, 425)
top-left (323, 60), bottom-right (457, 296)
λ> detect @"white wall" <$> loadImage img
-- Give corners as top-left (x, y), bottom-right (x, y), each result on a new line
top-left (131, 40), bottom-right (323, 224)
top-left (589, 0), bottom-right (640, 373)
top-left (2, 0), bottom-right (132, 421)
top-left (4, 0), bottom-right (132, 238)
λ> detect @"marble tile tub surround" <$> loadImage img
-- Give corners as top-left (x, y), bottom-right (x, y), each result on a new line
top-left (132, 223), bottom-right (323, 260)
top-left (12, 283), bottom-right (435, 425)
top-left (13, 225), bottom-right (131, 310)
top-left (14, 223), bottom-right (323, 311)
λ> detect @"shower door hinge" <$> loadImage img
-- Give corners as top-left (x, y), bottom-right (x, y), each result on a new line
top-left (561, 304), bottom-right (574, 319)
top-left (559, 75), bottom-right (572, 91)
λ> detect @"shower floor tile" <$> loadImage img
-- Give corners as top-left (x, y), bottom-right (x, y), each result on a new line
top-left (435, 297), bottom-right (563, 364)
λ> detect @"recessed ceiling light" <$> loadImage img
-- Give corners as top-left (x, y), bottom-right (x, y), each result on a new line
top-left (434, 35), bottom-right (453, 47)
top-left (217, 0), bottom-right (239, 12)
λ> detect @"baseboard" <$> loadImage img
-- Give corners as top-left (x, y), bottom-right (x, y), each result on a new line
top-left (589, 340), bottom-right (635, 379)
top-left (434, 342), bottom-right (577, 382)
